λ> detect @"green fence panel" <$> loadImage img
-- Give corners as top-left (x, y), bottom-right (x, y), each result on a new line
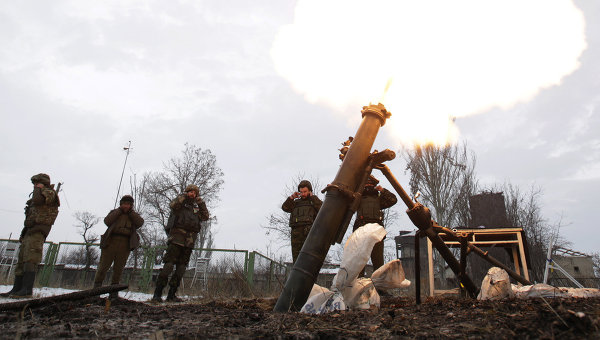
top-left (38, 242), bottom-right (59, 287)
top-left (1, 238), bottom-right (286, 295)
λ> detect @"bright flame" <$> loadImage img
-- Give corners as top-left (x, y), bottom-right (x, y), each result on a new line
top-left (271, 0), bottom-right (587, 146)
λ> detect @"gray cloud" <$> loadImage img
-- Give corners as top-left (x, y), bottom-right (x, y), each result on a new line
top-left (1, 0), bottom-right (599, 260)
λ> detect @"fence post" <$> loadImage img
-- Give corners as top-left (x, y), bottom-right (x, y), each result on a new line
top-left (138, 246), bottom-right (157, 292)
top-left (246, 251), bottom-right (255, 288)
top-left (38, 242), bottom-right (59, 287)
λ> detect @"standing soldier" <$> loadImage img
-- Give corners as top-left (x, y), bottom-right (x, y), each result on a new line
top-left (93, 195), bottom-right (144, 298)
top-left (353, 176), bottom-right (397, 276)
top-left (152, 185), bottom-right (209, 302)
top-left (282, 180), bottom-right (323, 263)
top-left (1, 174), bottom-right (60, 298)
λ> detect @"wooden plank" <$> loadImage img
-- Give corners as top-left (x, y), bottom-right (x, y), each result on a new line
top-left (427, 238), bottom-right (434, 297)
top-left (0, 284), bottom-right (128, 311)
top-left (516, 232), bottom-right (530, 281)
top-left (512, 246), bottom-right (521, 277)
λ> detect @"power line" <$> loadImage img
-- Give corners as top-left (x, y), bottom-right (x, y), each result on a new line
top-left (114, 141), bottom-right (132, 209)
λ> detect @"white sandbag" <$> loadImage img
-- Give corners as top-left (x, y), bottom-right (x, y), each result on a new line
top-left (565, 288), bottom-right (600, 298)
top-left (477, 267), bottom-right (514, 300)
top-left (331, 223), bottom-right (387, 291)
top-left (371, 259), bottom-right (411, 291)
top-left (512, 283), bottom-right (568, 299)
top-left (307, 284), bottom-right (330, 299)
top-left (301, 290), bottom-right (346, 314)
top-left (342, 278), bottom-right (380, 310)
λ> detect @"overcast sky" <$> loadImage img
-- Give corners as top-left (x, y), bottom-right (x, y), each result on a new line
top-left (1, 1), bottom-right (598, 261)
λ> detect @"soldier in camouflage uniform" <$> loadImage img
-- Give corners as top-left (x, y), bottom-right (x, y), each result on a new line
top-left (1, 174), bottom-right (60, 298)
top-left (353, 176), bottom-right (397, 276)
top-left (93, 195), bottom-right (144, 298)
top-left (152, 184), bottom-right (209, 302)
top-left (282, 180), bottom-right (323, 263)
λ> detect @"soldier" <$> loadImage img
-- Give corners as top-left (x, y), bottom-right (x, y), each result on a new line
top-left (282, 180), bottom-right (323, 263)
top-left (1, 174), bottom-right (60, 298)
top-left (353, 176), bottom-right (397, 276)
top-left (152, 184), bottom-right (209, 302)
top-left (93, 195), bottom-right (144, 298)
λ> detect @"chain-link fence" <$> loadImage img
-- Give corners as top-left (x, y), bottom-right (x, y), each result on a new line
top-left (249, 252), bottom-right (288, 295)
top-left (0, 239), bottom-right (288, 298)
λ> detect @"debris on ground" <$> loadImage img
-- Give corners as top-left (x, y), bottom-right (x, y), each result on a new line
top-left (0, 295), bottom-right (598, 338)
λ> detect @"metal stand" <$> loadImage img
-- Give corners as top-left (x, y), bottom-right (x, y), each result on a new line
top-left (414, 230), bottom-right (421, 305)
top-left (543, 236), bottom-right (584, 288)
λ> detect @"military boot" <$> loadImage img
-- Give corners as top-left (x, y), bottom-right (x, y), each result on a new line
top-left (152, 283), bottom-right (165, 302)
top-left (166, 286), bottom-right (183, 302)
top-left (11, 271), bottom-right (35, 298)
top-left (0, 275), bottom-right (23, 297)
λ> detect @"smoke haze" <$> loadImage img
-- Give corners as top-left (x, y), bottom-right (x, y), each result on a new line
top-left (271, 0), bottom-right (587, 145)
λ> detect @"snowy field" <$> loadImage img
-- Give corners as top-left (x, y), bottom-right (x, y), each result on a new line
top-left (0, 285), bottom-right (197, 304)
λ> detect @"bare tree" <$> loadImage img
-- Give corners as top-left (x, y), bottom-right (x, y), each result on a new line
top-left (402, 142), bottom-right (478, 229)
top-left (502, 183), bottom-right (570, 282)
top-left (592, 252), bottom-right (600, 278)
top-left (125, 173), bottom-right (148, 269)
top-left (73, 211), bottom-right (100, 269)
top-left (141, 143), bottom-right (224, 253)
top-left (402, 142), bottom-right (478, 282)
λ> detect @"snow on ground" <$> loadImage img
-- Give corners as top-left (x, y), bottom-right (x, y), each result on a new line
top-left (0, 285), bottom-right (198, 304)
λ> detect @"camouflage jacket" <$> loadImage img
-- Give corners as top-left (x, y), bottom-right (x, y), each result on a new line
top-left (353, 188), bottom-right (397, 230)
top-left (100, 208), bottom-right (144, 250)
top-left (282, 195), bottom-right (323, 228)
top-left (167, 195), bottom-right (209, 248)
top-left (23, 186), bottom-right (60, 238)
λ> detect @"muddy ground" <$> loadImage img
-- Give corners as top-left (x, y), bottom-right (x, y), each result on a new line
top-left (0, 295), bottom-right (598, 339)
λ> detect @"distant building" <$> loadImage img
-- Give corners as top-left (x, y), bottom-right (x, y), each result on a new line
top-left (395, 230), bottom-right (429, 289)
top-left (467, 192), bottom-right (510, 228)
top-left (549, 247), bottom-right (599, 288)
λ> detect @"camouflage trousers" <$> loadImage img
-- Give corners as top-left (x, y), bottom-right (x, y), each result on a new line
top-left (15, 231), bottom-right (45, 276)
top-left (93, 235), bottom-right (131, 285)
top-left (156, 243), bottom-right (193, 288)
top-left (291, 224), bottom-right (311, 263)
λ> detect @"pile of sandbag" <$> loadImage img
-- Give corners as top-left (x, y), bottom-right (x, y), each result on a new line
top-left (477, 267), bottom-right (600, 300)
top-left (477, 267), bottom-right (514, 300)
top-left (301, 223), bottom-right (411, 314)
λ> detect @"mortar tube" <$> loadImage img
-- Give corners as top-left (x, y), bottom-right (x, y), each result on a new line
top-left (274, 104), bottom-right (391, 312)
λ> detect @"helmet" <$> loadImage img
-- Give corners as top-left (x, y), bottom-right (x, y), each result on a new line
top-left (185, 184), bottom-right (200, 195)
top-left (31, 173), bottom-right (51, 186)
top-left (298, 180), bottom-right (313, 192)
top-left (120, 195), bottom-right (134, 204)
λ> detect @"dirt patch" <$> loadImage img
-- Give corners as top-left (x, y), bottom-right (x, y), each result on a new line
top-left (0, 296), bottom-right (598, 339)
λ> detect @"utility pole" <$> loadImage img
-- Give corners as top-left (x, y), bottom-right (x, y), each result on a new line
top-left (114, 141), bottom-right (132, 209)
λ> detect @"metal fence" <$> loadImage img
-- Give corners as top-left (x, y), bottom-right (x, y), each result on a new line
top-left (0, 239), bottom-right (289, 298)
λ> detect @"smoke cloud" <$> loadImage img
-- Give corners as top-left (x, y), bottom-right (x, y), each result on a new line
top-left (271, 0), bottom-right (587, 145)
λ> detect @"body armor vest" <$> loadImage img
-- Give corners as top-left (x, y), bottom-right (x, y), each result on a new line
top-left (290, 198), bottom-right (317, 227)
top-left (25, 187), bottom-right (60, 227)
top-left (173, 200), bottom-right (202, 233)
top-left (356, 194), bottom-right (383, 223)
